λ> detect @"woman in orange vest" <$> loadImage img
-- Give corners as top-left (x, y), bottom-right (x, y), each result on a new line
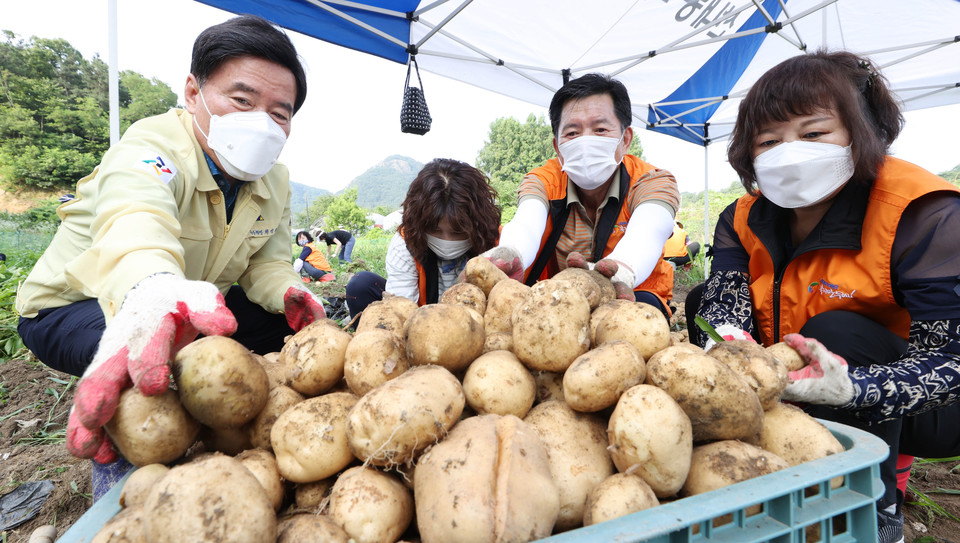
top-left (345, 158), bottom-right (501, 320)
top-left (293, 230), bottom-right (335, 282)
top-left (662, 221), bottom-right (700, 270)
top-left (688, 50), bottom-right (960, 543)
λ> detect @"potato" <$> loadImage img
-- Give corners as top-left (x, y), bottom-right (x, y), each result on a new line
top-left (254, 352), bottom-right (290, 389)
top-left (119, 464), bottom-right (169, 508)
top-left (708, 340), bottom-right (788, 410)
top-left (415, 414), bottom-right (559, 543)
top-left (563, 340), bottom-right (645, 413)
top-left (767, 341), bottom-right (807, 371)
top-left (91, 505), bottom-right (145, 543)
top-left (594, 302), bottom-right (670, 360)
top-left (585, 269), bottom-right (618, 306)
top-left (271, 392), bottom-right (359, 483)
top-left (524, 401), bottom-right (615, 531)
top-left (236, 448), bottom-right (285, 512)
top-left (347, 364), bottom-right (464, 467)
top-left (463, 254), bottom-right (509, 295)
top-left (142, 453), bottom-right (276, 542)
top-left (646, 349), bottom-right (764, 442)
top-left (553, 267), bottom-right (603, 309)
top-left (512, 279), bottom-right (591, 372)
top-left (438, 281), bottom-right (487, 314)
top-left (199, 424), bottom-right (252, 455)
top-left (343, 329), bottom-right (409, 396)
top-left (173, 335), bottom-right (270, 428)
top-left (248, 385), bottom-right (305, 451)
top-left (483, 331), bottom-right (514, 353)
top-left (607, 384), bottom-right (692, 498)
top-left (294, 479), bottom-right (334, 509)
top-left (462, 350), bottom-right (536, 418)
top-left (681, 440), bottom-right (791, 497)
top-left (582, 473), bottom-right (659, 526)
top-left (277, 513), bottom-right (350, 543)
top-left (589, 299), bottom-right (633, 346)
top-left (747, 402), bottom-right (845, 488)
top-left (327, 466), bottom-right (414, 543)
top-left (483, 278), bottom-right (531, 334)
top-left (534, 370), bottom-right (565, 404)
top-left (104, 388), bottom-right (200, 467)
top-left (404, 304), bottom-right (484, 372)
top-left (282, 320), bottom-right (352, 397)
top-left (355, 298), bottom-right (409, 335)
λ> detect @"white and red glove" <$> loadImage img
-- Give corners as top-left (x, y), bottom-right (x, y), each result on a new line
top-left (703, 324), bottom-right (757, 352)
top-left (781, 333), bottom-right (856, 406)
top-left (68, 275), bottom-right (237, 463)
top-left (283, 285), bottom-right (326, 332)
top-left (566, 251), bottom-right (635, 300)
top-left (480, 246), bottom-right (525, 282)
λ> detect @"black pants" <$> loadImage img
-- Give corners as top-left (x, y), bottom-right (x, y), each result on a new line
top-left (684, 283), bottom-right (960, 508)
top-left (345, 270), bottom-right (387, 323)
top-left (18, 285), bottom-right (294, 377)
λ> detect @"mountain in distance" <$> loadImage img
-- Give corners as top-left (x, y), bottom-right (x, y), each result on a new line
top-left (343, 155), bottom-right (423, 210)
top-left (289, 182), bottom-right (330, 219)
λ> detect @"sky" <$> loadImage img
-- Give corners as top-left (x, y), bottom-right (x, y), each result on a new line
top-left (3, 0), bottom-right (960, 198)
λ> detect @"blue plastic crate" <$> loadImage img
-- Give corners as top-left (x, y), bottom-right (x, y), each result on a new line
top-left (538, 419), bottom-right (888, 543)
top-left (58, 419), bottom-right (886, 543)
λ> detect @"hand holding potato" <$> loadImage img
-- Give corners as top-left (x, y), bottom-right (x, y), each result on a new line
top-left (781, 333), bottom-right (856, 406)
top-left (68, 274), bottom-right (237, 463)
top-left (480, 245), bottom-right (525, 281)
top-left (282, 285), bottom-right (326, 331)
top-left (566, 251), bottom-right (634, 300)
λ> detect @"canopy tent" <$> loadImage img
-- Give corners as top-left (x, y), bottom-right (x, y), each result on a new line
top-left (185, 0), bottom-right (960, 239)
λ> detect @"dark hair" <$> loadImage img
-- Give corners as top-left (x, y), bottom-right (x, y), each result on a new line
top-left (401, 159), bottom-right (501, 263)
top-left (191, 15), bottom-right (308, 114)
top-left (728, 50), bottom-right (903, 193)
top-left (549, 73), bottom-right (632, 137)
top-left (295, 230), bottom-right (313, 243)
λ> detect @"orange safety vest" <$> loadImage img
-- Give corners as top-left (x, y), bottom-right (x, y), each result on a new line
top-left (733, 156), bottom-right (959, 345)
top-left (523, 155), bottom-right (675, 309)
top-left (303, 242), bottom-right (332, 272)
top-left (662, 223), bottom-right (689, 259)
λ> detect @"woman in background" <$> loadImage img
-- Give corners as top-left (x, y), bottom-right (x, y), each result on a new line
top-left (293, 230), bottom-right (335, 282)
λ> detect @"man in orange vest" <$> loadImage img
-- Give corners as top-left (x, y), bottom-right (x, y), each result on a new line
top-left (482, 73), bottom-right (681, 317)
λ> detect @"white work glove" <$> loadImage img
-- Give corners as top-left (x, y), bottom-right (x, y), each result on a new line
top-left (480, 246), bottom-right (525, 282)
top-left (68, 275), bottom-right (237, 463)
top-left (703, 324), bottom-right (757, 352)
top-left (293, 258), bottom-right (304, 273)
top-left (283, 285), bottom-right (327, 332)
top-left (566, 251), bottom-right (635, 300)
top-left (780, 333), bottom-right (856, 406)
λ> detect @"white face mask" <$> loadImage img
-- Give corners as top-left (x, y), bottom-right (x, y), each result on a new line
top-left (754, 141), bottom-right (855, 208)
top-left (297, 238), bottom-right (307, 246)
top-left (559, 132), bottom-right (624, 190)
top-left (194, 88), bottom-right (287, 182)
top-left (426, 234), bottom-right (472, 260)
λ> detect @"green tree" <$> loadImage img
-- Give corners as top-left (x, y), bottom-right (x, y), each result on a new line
top-left (120, 71), bottom-right (178, 133)
top-left (323, 189), bottom-right (373, 235)
top-left (296, 193), bottom-right (337, 228)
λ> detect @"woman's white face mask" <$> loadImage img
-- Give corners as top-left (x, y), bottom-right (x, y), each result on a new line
top-left (194, 88), bottom-right (287, 182)
top-left (426, 234), bottom-right (472, 260)
top-left (754, 141), bottom-right (855, 208)
top-left (558, 132), bottom-right (624, 190)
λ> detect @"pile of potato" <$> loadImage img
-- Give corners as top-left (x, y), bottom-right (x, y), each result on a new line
top-left (91, 257), bottom-right (846, 543)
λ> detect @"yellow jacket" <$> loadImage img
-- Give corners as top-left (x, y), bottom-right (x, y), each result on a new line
top-left (16, 109), bottom-right (301, 322)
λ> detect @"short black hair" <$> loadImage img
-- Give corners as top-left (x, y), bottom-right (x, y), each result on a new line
top-left (548, 73), bottom-right (632, 137)
top-left (191, 15), bottom-right (308, 114)
top-left (296, 230), bottom-right (313, 243)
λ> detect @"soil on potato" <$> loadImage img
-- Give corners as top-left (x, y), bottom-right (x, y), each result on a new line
top-left (2, 282), bottom-right (959, 541)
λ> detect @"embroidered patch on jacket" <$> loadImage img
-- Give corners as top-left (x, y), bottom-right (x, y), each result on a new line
top-left (137, 153), bottom-right (178, 184)
top-left (613, 221), bottom-right (628, 236)
top-left (808, 278), bottom-right (856, 300)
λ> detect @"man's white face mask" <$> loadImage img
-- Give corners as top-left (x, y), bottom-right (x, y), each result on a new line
top-left (194, 87), bottom-right (287, 182)
top-left (754, 141), bottom-right (855, 209)
top-left (558, 132), bottom-right (625, 190)
top-left (426, 234), bottom-right (472, 260)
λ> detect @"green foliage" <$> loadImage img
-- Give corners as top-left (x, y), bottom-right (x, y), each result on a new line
top-left (476, 114), bottom-right (555, 220)
top-left (939, 163), bottom-right (960, 186)
top-left (0, 32), bottom-right (177, 189)
top-left (0, 259), bottom-right (31, 359)
top-left (289, 181), bottom-right (331, 226)
top-left (675, 181), bottom-right (746, 245)
top-left (323, 188), bottom-right (373, 235)
top-left (297, 193), bottom-right (337, 231)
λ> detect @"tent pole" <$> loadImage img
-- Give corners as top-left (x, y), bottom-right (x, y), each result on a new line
top-left (108, 0), bottom-right (119, 145)
top-left (703, 144), bottom-right (710, 277)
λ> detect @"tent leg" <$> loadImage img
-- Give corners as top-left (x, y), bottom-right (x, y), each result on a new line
top-left (703, 145), bottom-right (710, 277)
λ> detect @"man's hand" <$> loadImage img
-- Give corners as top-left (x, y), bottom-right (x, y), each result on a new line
top-left (283, 285), bottom-right (326, 331)
top-left (480, 246), bottom-right (525, 282)
top-left (68, 275), bottom-right (237, 462)
top-left (566, 252), bottom-right (635, 300)
top-left (781, 333), bottom-right (856, 406)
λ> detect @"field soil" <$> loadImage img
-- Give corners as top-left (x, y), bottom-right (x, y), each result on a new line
top-left (2, 285), bottom-right (959, 541)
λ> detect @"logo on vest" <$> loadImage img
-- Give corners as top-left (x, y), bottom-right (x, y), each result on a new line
top-left (808, 278), bottom-right (856, 300)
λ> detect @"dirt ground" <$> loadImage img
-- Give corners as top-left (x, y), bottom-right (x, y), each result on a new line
top-left (2, 285), bottom-right (959, 541)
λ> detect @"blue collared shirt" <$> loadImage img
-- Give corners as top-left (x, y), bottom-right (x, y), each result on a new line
top-left (203, 153), bottom-right (246, 222)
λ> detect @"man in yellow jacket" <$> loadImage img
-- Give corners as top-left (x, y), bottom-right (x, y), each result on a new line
top-left (15, 15), bottom-right (325, 470)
